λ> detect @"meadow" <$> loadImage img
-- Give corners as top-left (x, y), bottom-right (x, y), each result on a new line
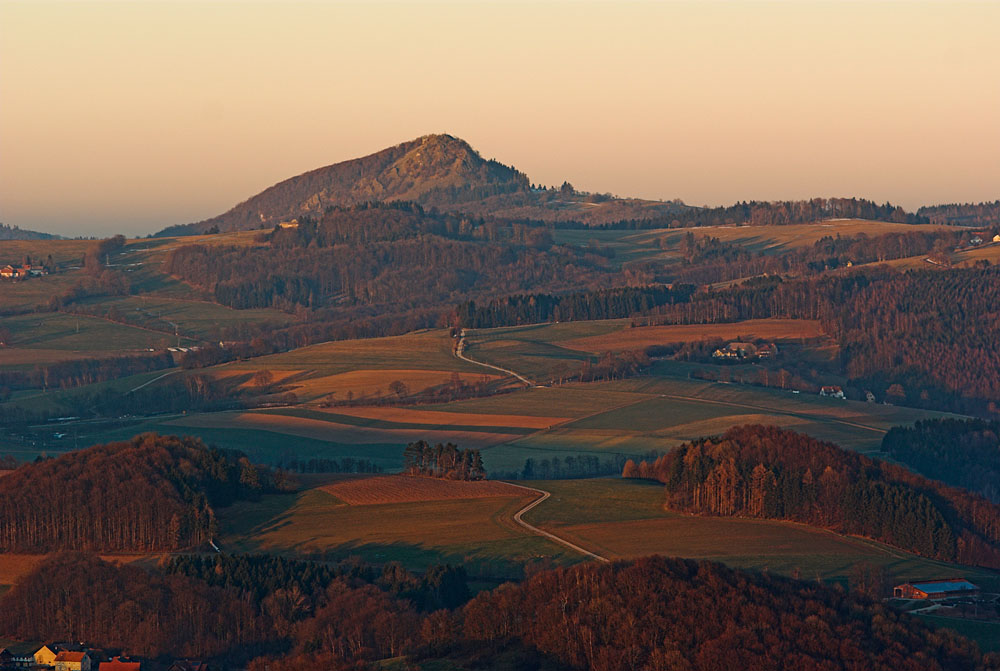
top-left (217, 483), bottom-right (570, 571)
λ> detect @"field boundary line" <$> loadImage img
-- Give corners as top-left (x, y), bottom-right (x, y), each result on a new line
top-left (502, 481), bottom-right (609, 563)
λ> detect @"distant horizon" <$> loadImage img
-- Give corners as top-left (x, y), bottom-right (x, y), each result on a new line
top-left (2, 1), bottom-right (998, 237)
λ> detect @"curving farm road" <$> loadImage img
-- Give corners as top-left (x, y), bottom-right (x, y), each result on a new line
top-left (454, 334), bottom-right (534, 387)
top-left (503, 481), bottom-right (609, 563)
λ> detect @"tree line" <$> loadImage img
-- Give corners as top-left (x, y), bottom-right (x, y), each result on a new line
top-left (453, 284), bottom-right (695, 329)
top-left (624, 424), bottom-right (1000, 568)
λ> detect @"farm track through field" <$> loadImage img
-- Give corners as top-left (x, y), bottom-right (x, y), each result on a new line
top-left (503, 482), bottom-right (609, 563)
top-left (455, 335), bottom-right (534, 387)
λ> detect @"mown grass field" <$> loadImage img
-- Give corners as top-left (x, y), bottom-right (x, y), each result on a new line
top-left (217, 485), bottom-right (570, 570)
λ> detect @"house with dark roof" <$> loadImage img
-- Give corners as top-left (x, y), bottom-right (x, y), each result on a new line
top-left (893, 578), bottom-right (980, 600)
top-left (0, 642), bottom-right (42, 669)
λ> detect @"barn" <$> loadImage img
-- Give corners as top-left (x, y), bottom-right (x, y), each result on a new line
top-left (893, 578), bottom-right (980, 600)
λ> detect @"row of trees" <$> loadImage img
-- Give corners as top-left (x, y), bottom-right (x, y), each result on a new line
top-left (0, 434), bottom-right (286, 551)
top-left (624, 425), bottom-right (1000, 568)
top-left (402, 441), bottom-right (485, 480)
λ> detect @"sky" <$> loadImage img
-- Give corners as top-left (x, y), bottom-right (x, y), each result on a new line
top-left (1, 1), bottom-right (998, 237)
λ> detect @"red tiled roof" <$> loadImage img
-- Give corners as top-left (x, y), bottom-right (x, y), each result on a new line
top-left (55, 652), bottom-right (87, 662)
top-left (100, 661), bottom-right (141, 671)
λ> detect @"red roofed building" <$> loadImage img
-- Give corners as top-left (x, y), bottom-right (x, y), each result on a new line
top-left (53, 651), bottom-right (91, 671)
top-left (99, 657), bottom-right (140, 671)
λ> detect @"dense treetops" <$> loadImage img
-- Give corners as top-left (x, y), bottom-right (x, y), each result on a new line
top-left (624, 425), bottom-right (1000, 568)
top-left (884, 418), bottom-right (1000, 503)
top-left (4, 552), bottom-right (993, 671)
top-left (402, 440), bottom-right (485, 480)
top-left (0, 433), bottom-right (282, 552)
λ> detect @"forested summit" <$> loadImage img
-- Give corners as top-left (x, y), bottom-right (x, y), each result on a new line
top-left (159, 134), bottom-right (530, 235)
top-left (625, 425), bottom-right (1000, 569)
top-left (0, 433), bottom-right (283, 552)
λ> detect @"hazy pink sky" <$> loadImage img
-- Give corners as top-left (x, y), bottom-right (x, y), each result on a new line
top-left (2, 1), bottom-right (998, 236)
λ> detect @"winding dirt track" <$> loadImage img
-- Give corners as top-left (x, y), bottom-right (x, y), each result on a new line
top-left (503, 481), bottom-right (609, 563)
top-left (454, 335), bottom-right (534, 387)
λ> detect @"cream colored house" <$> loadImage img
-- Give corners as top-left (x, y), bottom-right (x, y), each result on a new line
top-left (35, 646), bottom-right (60, 666)
top-left (54, 651), bottom-right (92, 671)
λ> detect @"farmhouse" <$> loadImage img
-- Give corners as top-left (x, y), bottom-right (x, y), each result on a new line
top-left (756, 343), bottom-right (778, 359)
top-left (819, 385), bottom-right (845, 399)
top-left (893, 578), bottom-right (980, 600)
top-left (0, 264), bottom-right (48, 280)
top-left (53, 651), bottom-right (91, 671)
top-left (712, 342), bottom-right (758, 360)
top-left (35, 646), bottom-right (60, 666)
top-left (994, 234), bottom-right (1000, 243)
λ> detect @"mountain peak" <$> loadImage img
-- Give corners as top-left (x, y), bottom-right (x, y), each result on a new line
top-left (165, 134), bottom-right (527, 235)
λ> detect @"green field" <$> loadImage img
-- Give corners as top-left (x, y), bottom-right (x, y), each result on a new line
top-left (218, 486), bottom-right (571, 572)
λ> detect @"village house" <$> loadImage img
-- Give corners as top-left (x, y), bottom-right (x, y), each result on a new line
top-left (35, 646), bottom-right (60, 667)
top-left (0, 264), bottom-right (48, 280)
top-left (0, 642), bottom-right (41, 669)
top-left (893, 578), bottom-right (980, 600)
top-left (53, 651), bottom-right (91, 671)
top-left (99, 657), bottom-right (140, 671)
top-left (970, 236), bottom-right (983, 246)
top-left (994, 233), bottom-right (1000, 243)
top-left (756, 343), bottom-right (778, 359)
top-left (819, 385), bottom-right (845, 399)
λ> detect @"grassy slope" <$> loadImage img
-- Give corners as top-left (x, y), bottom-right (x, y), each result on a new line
top-left (217, 486), bottom-right (571, 571)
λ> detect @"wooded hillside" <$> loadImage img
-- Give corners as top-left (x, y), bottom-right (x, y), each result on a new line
top-left (624, 425), bottom-right (1000, 568)
top-left (0, 434), bottom-right (280, 551)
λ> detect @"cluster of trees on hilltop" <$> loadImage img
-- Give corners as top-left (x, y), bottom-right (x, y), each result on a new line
top-left (643, 266), bottom-right (1000, 414)
top-left (624, 425), bottom-right (1000, 568)
top-left (884, 418), bottom-right (1000, 503)
top-left (5, 552), bottom-right (990, 671)
top-left (402, 440), bottom-right (485, 480)
top-left (453, 284), bottom-right (695, 329)
top-left (0, 434), bottom-right (286, 552)
top-left (919, 200), bottom-right (1000, 227)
